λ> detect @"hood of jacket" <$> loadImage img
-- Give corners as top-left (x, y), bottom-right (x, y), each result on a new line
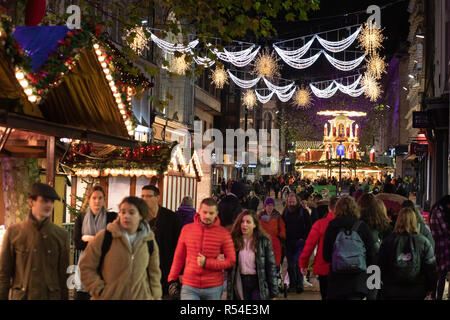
top-left (107, 218), bottom-right (153, 244)
top-left (177, 205), bottom-right (196, 216)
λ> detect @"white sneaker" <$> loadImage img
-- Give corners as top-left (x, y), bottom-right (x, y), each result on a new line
top-left (303, 279), bottom-right (313, 287)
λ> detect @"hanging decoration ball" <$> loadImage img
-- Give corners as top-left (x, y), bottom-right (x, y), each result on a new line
top-left (125, 26), bottom-right (150, 55)
top-left (252, 48), bottom-right (281, 79)
top-left (25, 0), bottom-right (47, 26)
top-left (210, 65), bottom-right (229, 89)
top-left (367, 54), bottom-right (387, 80)
top-left (292, 86), bottom-right (312, 109)
top-left (242, 90), bottom-right (257, 109)
top-left (362, 72), bottom-right (382, 102)
top-left (358, 22), bottom-right (385, 55)
top-left (170, 54), bottom-right (189, 75)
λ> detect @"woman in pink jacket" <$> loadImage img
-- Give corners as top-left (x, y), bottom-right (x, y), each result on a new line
top-left (299, 197), bottom-right (339, 300)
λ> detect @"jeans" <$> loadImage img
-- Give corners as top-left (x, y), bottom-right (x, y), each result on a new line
top-left (180, 285), bottom-right (223, 300)
top-left (286, 239), bottom-right (305, 290)
top-left (241, 275), bottom-right (261, 300)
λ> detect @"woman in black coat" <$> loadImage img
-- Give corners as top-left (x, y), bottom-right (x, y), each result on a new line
top-left (73, 185), bottom-right (117, 300)
top-left (227, 210), bottom-right (279, 300)
top-left (378, 208), bottom-right (437, 300)
top-left (323, 195), bottom-right (376, 300)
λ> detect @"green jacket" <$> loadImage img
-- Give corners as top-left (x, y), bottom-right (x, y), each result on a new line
top-left (0, 213), bottom-right (70, 300)
top-left (226, 236), bottom-right (278, 300)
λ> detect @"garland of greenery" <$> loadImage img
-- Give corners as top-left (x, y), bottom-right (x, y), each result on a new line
top-left (294, 158), bottom-right (389, 170)
top-left (64, 141), bottom-right (177, 174)
top-left (1, 9), bottom-right (152, 130)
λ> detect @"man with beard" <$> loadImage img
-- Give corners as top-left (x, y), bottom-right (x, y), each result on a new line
top-left (282, 193), bottom-right (312, 294)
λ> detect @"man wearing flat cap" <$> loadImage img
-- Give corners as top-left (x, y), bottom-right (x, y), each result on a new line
top-left (0, 183), bottom-right (70, 300)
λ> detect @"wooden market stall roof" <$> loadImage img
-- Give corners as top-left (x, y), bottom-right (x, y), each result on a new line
top-left (38, 47), bottom-right (129, 138)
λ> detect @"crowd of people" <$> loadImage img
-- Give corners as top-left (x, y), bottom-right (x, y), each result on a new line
top-left (0, 177), bottom-right (448, 301)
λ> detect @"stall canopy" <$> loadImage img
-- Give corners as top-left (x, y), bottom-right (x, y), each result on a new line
top-left (0, 24), bottom-right (149, 147)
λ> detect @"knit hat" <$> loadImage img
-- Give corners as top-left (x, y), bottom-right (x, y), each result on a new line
top-left (264, 198), bottom-right (275, 206)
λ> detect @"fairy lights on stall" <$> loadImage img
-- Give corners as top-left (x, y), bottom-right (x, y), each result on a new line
top-left (93, 43), bottom-right (135, 136)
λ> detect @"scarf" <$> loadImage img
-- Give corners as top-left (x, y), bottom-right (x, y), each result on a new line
top-left (81, 207), bottom-right (107, 236)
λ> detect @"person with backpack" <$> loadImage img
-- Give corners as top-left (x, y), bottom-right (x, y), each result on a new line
top-left (142, 185), bottom-right (182, 298)
top-left (282, 193), bottom-right (312, 294)
top-left (401, 200), bottom-right (435, 250)
top-left (227, 211), bottom-right (279, 300)
top-left (428, 195), bottom-right (450, 300)
top-left (378, 207), bottom-right (437, 300)
top-left (299, 196), bottom-right (339, 300)
top-left (79, 196), bottom-right (162, 300)
top-left (357, 193), bottom-right (392, 300)
top-left (73, 185), bottom-right (117, 300)
top-left (322, 195), bottom-right (376, 300)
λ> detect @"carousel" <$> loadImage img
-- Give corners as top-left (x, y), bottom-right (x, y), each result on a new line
top-left (295, 111), bottom-right (393, 181)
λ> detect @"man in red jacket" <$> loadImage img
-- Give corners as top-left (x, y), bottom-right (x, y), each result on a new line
top-left (168, 198), bottom-right (236, 300)
top-left (299, 196), bottom-right (338, 300)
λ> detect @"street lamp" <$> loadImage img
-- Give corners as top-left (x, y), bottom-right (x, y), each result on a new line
top-left (336, 141), bottom-right (345, 195)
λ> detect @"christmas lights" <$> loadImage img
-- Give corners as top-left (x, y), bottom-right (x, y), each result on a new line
top-left (274, 50), bottom-right (322, 69)
top-left (125, 26), bottom-right (149, 55)
top-left (227, 70), bottom-right (261, 88)
top-left (323, 52), bottom-right (366, 71)
top-left (255, 89), bottom-right (274, 104)
top-left (210, 65), bottom-right (229, 89)
top-left (358, 22), bottom-right (384, 55)
top-left (315, 26), bottom-right (362, 53)
top-left (243, 90), bottom-right (257, 109)
top-left (272, 37), bottom-right (315, 60)
top-left (263, 77), bottom-right (295, 94)
top-left (149, 31), bottom-right (199, 54)
top-left (362, 72), bottom-right (381, 102)
top-left (276, 86), bottom-right (297, 102)
top-left (253, 49), bottom-right (281, 79)
top-left (292, 86), bottom-right (313, 108)
top-left (212, 45), bottom-right (260, 67)
top-left (367, 54), bottom-right (387, 79)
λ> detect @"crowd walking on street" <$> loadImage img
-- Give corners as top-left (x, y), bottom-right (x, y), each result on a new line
top-left (0, 175), bottom-right (449, 300)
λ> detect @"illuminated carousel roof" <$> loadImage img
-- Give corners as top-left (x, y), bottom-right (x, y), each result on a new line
top-left (296, 141), bottom-right (324, 150)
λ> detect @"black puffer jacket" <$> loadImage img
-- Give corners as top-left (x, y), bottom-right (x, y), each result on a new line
top-left (218, 195), bottom-right (243, 230)
top-left (227, 236), bottom-right (279, 300)
top-left (378, 233), bottom-right (437, 300)
top-left (323, 216), bottom-right (376, 299)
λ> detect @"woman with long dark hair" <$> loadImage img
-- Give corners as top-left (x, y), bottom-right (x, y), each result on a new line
top-left (227, 210), bottom-right (278, 300)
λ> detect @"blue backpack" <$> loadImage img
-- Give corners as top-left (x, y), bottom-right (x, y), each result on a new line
top-left (332, 220), bottom-right (367, 274)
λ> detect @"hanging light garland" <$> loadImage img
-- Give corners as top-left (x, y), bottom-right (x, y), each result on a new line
top-left (253, 49), bottom-right (281, 79)
top-left (315, 26), bottom-right (362, 53)
top-left (126, 26), bottom-right (150, 55)
top-left (94, 43), bottom-right (135, 136)
top-left (358, 22), bottom-right (385, 55)
top-left (212, 45), bottom-right (260, 67)
top-left (210, 65), bottom-right (229, 89)
top-left (227, 70), bottom-right (261, 88)
top-left (243, 90), bottom-right (257, 109)
top-left (367, 54), bottom-right (387, 79)
top-left (170, 54), bottom-right (190, 75)
top-left (149, 31), bottom-right (198, 54)
top-left (362, 72), bottom-right (381, 102)
top-left (292, 86), bottom-right (313, 108)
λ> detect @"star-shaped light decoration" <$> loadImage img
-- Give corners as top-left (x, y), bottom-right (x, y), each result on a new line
top-left (126, 26), bottom-right (150, 55)
top-left (358, 22), bottom-right (385, 55)
top-left (253, 48), bottom-right (281, 79)
top-left (292, 86), bottom-right (313, 109)
top-left (170, 54), bottom-right (189, 75)
top-left (210, 65), bottom-right (228, 89)
top-left (362, 72), bottom-right (382, 102)
top-left (242, 90), bottom-right (257, 109)
top-left (367, 54), bottom-right (387, 79)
